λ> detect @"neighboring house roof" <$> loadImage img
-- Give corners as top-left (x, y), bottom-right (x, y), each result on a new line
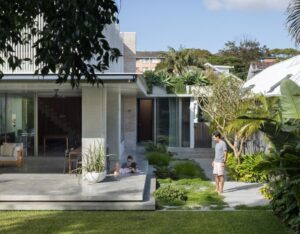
top-left (204, 63), bottom-right (241, 81)
top-left (204, 63), bottom-right (233, 74)
top-left (247, 60), bottom-right (278, 80)
top-left (243, 55), bottom-right (300, 96)
top-left (136, 51), bottom-right (164, 59)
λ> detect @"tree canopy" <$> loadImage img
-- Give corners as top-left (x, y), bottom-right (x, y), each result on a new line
top-left (0, 0), bottom-right (121, 87)
top-left (155, 47), bottom-right (208, 75)
top-left (214, 39), bottom-right (270, 79)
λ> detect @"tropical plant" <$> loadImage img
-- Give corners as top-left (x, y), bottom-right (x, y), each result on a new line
top-left (226, 152), bottom-right (268, 183)
top-left (251, 80), bottom-right (300, 232)
top-left (156, 47), bottom-right (205, 75)
top-left (287, 0), bottom-right (300, 45)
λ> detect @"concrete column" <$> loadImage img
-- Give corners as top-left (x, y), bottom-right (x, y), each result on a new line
top-left (34, 92), bottom-right (38, 156)
top-left (106, 89), bottom-right (121, 159)
top-left (190, 98), bottom-right (196, 148)
top-left (178, 98), bottom-right (182, 147)
top-left (82, 86), bottom-right (107, 168)
top-left (123, 96), bottom-right (137, 152)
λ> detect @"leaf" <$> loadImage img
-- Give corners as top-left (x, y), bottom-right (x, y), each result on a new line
top-left (280, 79), bottom-right (300, 120)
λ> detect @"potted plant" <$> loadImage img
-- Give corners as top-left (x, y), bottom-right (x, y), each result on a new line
top-left (75, 141), bottom-right (107, 184)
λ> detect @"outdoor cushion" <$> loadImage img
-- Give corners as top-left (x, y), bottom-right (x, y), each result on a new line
top-left (0, 156), bottom-right (16, 161)
top-left (1, 143), bottom-right (16, 157)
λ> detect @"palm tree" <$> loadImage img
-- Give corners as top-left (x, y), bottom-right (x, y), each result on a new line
top-left (157, 47), bottom-right (204, 75)
top-left (287, 0), bottom-right (300, 44)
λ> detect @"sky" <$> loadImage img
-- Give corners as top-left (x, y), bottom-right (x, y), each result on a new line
top-left (118, 0), bottom-right (297, 53)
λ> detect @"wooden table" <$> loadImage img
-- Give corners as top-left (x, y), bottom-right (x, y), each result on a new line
top-left (43, 134), bottom-right (69, 154)
top-left (68, 147), bottom-right (82, 173)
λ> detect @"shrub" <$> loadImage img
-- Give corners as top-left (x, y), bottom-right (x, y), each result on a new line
top-left (173, 160), bottom-right (207, 180)
top-left (270, 179), bottom-right (300, 232)
top-left (144, 141), bottom-right (167, 153)
top-left (226, 152), bottom-right (268, 183)
top-left (144, 70), bottom-right (164, 93)
top-left (146, 152), bottom-right (171, 167)
top-left (154, 166), bottom-right (178, 180)
top-left (154, 184), bottom-right (187, 202)
top-left (156, 135), bottom-right (169, 145)
top-left (260, 184), bottom-right (273, 200)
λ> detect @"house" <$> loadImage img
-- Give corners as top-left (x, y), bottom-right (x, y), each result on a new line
top-left (136, 51), bottom-right (164, 73)
top-left (0, 19), bottom-right (239, 171)
top-left (204, 63), bottom-right (233, 75)
top-left (246, 58), bottom-right (278, 81)
top-left (0, 22), bottom-right (149, 167)
top-left (244, 55), bottom-right (300, 96)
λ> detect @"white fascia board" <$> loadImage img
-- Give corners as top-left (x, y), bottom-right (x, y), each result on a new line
top-left (1, 73), bottom-right (137, 82)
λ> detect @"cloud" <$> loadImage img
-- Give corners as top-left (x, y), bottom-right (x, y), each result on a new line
top-left (203, 0), bottom-right (289, 11)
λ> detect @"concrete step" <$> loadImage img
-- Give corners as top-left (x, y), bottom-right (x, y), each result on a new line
top-left (0, 178), bottom-right (156, 211)
top-left (169, 147), bottom-right (214, 159)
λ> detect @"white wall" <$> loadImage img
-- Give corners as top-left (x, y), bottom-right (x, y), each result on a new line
top-left (103, 24), bottom-right (124, 73)
top-left (120, 32), bottom-right (136, 73)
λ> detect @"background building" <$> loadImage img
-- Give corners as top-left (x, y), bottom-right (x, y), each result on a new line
top-left (136, 51), bottom-right (164, 73)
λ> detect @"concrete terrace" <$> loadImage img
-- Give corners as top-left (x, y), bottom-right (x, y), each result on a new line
top-left (0, 149), bottom-right (155, 210)
top-left (0, 173), bottom-right (155, 210)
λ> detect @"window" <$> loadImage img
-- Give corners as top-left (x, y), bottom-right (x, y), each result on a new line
top-left (0, 94), bottom-right (35, 156)
top-left (156, 98), bottom-right (179, 147)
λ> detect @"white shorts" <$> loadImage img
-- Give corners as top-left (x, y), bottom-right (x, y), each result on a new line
top-left (213, 162), bottom-right (225, 176)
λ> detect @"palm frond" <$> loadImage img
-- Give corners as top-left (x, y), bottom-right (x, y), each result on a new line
top-left (287, 0), bottom-right (300, 44)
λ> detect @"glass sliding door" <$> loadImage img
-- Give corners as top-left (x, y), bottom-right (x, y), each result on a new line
top-left (0, 94), bottom-right (6, 144)
top-left (0, 94), bottom-right (35, 156)
top-left (156, 98), bottom-right (179, 147)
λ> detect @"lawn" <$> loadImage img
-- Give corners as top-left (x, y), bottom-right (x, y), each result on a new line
top-left (156, 178), bottom-right (227, 210)
top-left (0, 211), bottom-right (292, 234)
top-left (154, 160), bottom-right (226, 210)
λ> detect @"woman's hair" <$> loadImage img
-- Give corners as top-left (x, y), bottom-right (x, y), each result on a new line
top-left (130, 162), bottom-right (137, 169)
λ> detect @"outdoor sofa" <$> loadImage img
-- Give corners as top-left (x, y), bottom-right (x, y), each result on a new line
top-left (0, 143), bottom-right (24, 167)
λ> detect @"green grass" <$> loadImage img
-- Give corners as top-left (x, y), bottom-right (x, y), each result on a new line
top-left (0, 211), bottom-right (292, 234)
top-left (234, 204), bottom-right (272, 210)
top-left (156, 178), bottom-right (227, 209)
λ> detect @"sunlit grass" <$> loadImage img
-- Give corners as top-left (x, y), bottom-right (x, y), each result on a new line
top-left (0, 211), bottom-right (292, 234)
